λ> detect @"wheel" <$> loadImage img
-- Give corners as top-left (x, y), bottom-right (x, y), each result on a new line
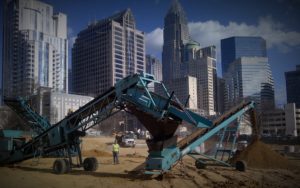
top-left (83, 157), bottom-right (98, 171)
top-left (63, 158), bottom-right (71, 173)
top-left (235, 160), bottom-right (247, 172)
top-left (195, 160), bottom-right (206, 169)
top-left (53, 159), bottom-right (68, 174)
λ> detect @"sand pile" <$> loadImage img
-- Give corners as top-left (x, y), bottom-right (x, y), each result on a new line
top-left (82, 149), bottom-right (112, 157)
top-left (233, 140), bottom-right (294, 169)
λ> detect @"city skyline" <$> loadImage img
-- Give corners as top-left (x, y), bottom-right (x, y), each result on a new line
top-left (1, 0), bottom-right (300, 106)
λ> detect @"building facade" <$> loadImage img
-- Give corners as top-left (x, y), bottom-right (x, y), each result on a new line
top-left (146, 55), bottom-right (162, 81)
top-left (221, 37), bottom-right (267, 75)
top-left (216, 77), bottom-right (226, 113)
top-left (285, 65), bottom-right (300, 108)
top-left (183, 42), bottom-right (217, 115)
top-left (32, 87), bottom-right (93, 124)
top-left (261, 103), bottom-right (300, 136)
top-left (72, 9), bottom-right (145, 96)
top-left (224, 57), bottom-right (274, 112)
top-left (161, 1), bottom-right (218, 115)
top-left (68, 69), bottom-right (73, 93)
top-left (162, 0), bottom-right (189, 82)
top-left (161, 76), bottom-right (198, 111)
top-left (3, 0), bottom-right (68, 98)
top-left (146, 55), bottom-right (162, 92)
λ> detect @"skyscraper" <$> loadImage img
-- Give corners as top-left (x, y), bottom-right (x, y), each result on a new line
top-left (161, 0), bottom-right (217, 115)
top-left (184, 41), bottom-right (217, 115)
top-left (72, 9), bottom-right (145, 96)
top-left (224, 57), bottom-right (274, 111)
top-left (154, 76), bottom-right (198, 111)
top-left (3, 0), bottom-right (68, 98)
top-left (146, 55), bottom-right (162, 92)
top-left (68, 69), bottom-right (73, 93)
top-left (146, 55), bottom-right (162, 81)
top-left (285, 65), bottom-right (300, 108)
top-left (221, 37), bottom-right (267, 75)
top-left (162, 0), bottom-right (189, 82)
top-left (164, 76), bottom-right (198, 110)
top-left (216, 77), bottom-right (226, 113)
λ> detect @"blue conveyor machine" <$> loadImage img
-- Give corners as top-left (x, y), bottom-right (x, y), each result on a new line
top-left (0, 73), bottom-right (256, 174)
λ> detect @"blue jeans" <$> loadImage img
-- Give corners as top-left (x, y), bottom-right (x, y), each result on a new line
top-left (113, 151), bottom-right (119, 164)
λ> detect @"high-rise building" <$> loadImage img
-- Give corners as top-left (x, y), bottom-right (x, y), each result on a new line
top-left (285, 65), bottom-right (300, 108)
top-left (224, 57), bottom-right (274, 111)
top-left (216, 77), bottom-right (226, 113)
top-left (161, 0), bottom-right (217, 115)
top-left (72, 9), bottom-right (145, 96)
top-left (183, 41), bottom-right (217, 115)
top-left (167, 76), bottom-right (198, 110)
top-left (146, 55), bottom-right (162, 82)
top-left (146, 55), bottom-right (162, 92)
top-left (162, 0), bottom-right (189, 82)
top-left (221, 37), bottom-right (267, 75)
top-left (68, 69), bottom-right (73, 93)
top-left (156, 76), bottom-right (198, 111)
top-left (3, 0), bottom-right (68, 98)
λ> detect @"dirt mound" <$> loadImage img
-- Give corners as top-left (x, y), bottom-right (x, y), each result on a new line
top-left (233, 140), bottom-right (294, 169)
top-left (82, 149), bottom-right (112, 157)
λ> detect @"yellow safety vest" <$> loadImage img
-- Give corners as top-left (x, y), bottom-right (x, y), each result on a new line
top-left (113, 144), bottom-right (120, 152)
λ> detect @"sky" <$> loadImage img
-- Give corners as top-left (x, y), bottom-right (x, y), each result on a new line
top-left (0, 0), bottom-right (300, 107)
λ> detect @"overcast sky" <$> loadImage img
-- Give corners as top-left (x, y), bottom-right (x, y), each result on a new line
top-left (1, 0), bottom-right (300, 106)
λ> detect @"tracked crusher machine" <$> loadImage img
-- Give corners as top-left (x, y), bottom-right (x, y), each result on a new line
top-left (0, 73), bottom-right (257, 174)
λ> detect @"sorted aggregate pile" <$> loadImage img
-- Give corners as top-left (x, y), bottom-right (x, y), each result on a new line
top-left (233, 140), bottom-right (294, 169)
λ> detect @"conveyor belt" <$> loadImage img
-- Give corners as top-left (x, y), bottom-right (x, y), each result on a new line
top-left (177, 101), bottom-right (252, 150)
top-left (4, 97), bottom-right (50, 132)
top-left (5, 98), bottom-right (37, 126)
top-left (52, 87), bottom-right (116, 128)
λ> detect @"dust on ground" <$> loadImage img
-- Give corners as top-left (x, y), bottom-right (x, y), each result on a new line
top-left (0, 136), bottom-right (299, 188)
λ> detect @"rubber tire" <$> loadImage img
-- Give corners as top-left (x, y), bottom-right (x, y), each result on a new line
top-left (53, 159), bottom-right (68, 174)
top-left (235, 160), bottom-right (247, 172)
top-left (195, 160), bottom-right (206, 169)
top-left (83, 157), bottom-right (98, 171)
top-left (63, 158), bottom-right (71, 173)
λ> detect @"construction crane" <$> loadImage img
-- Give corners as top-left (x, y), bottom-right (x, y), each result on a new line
top-left (0, 73), bottom-right (256, 174)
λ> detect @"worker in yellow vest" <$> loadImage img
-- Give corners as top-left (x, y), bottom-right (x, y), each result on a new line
top-left (112, 140), bottom-right (120, 164)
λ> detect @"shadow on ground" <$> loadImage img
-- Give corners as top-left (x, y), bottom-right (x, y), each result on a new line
top-left (11, 162), bottom-right (155, 181)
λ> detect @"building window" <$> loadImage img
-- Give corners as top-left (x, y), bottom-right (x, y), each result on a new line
top-left (115, 54), bottom-right (123, 60)
top-left (115, 59), bottom-right (123, 64)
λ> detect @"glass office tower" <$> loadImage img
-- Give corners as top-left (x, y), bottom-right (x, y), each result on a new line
top-left (285, 65), bottom-right (300, 108)
top-left (224, 57), bottom-right (274, 111)
top-left (221, 37), bottom-right (267, 75)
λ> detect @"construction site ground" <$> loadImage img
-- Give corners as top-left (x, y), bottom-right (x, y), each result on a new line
top-left (1, 137), bottom-right (300, 188)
